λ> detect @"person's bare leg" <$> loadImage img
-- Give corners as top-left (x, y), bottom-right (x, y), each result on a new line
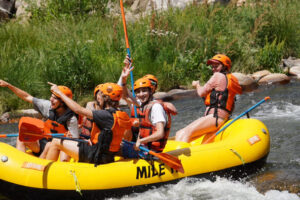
top-left (59, 151), bottom-right (70, 162)
top-left (175, 114), bottom-right (224, 142)
top-left (16, 137), bottom-right (26, 152)
top-left (46, 139), bottom-right (79, 161)
top-left (39, 142), bottom-right (50, 159)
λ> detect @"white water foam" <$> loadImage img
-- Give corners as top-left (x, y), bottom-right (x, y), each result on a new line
top-left (108, 177), bottom-right (299, 200)
top-left (240, 101), bottom-right (300, 120)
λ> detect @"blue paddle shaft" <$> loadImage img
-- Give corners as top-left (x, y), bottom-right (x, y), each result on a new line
top-left (215, 97), bottom-right (270, 137)
top-left (123, 140), bottom-right (149, 152)
top-left (3, 133), bottom-right (65, 137)
top-left (126, 48), bottom-right (138, 118)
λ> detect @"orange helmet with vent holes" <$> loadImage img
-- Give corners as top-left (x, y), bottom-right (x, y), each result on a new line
top-left (99, 83), bottom-right (122, 101)
top-left (134, 78), bottom-right (152, 91)
top-left (207, 54), bottom-right (232, 70)
top-left (94, 84), bottom-right (103, 97)
top-left (52, 86), bottom-right (73, 99)
top-left (143, 74), bottom-right (158, 92)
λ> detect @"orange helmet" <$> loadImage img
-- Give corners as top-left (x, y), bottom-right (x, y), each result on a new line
top-left (94, 84), bottom-right (103, 97)
top-left (207, 54), bottom-right (231, 70)
top-left (52, 86), bottom-right (73, 99)
top-left (134, 78), bottom-right (152, 91)
top-left (99, 83), bottom-right (122, 101)
top-left (143, 74), bottom-right (158, 92)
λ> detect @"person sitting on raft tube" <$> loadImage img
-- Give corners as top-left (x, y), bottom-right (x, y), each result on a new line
top-left (120, 65), bottom-right (176, 157)
top-left (45, 82), bottom-right (131, 165)
top-left (79, 84), bottom-right (104, 140)
top-left (0, 80), bottom-right (79, 159)
top-left (175, 54), bottom-right (242, 143)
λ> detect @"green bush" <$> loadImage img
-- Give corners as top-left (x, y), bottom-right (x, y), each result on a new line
top-left (1, 0), bottom-right (300, 112)
top-left (257, 38), bottom-right (285, 73)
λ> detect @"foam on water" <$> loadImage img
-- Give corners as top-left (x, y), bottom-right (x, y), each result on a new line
top-left (237, 101), bottom-right (300, 120)
top-left (108, 177), bottom-right (299, 200)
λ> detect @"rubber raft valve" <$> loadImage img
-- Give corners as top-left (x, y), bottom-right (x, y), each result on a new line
top-left (1, 155), bottom-right (8, 162)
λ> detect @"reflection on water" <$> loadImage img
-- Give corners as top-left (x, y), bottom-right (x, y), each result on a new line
top-left (1, 80), bottom-right (300, 199)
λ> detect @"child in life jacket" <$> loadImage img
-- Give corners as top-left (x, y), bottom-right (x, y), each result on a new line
top-left (0, 80), bottom-right (78, 160)
top-left (118, 56), bottom-right (177, 143)
top-left (175, 54), bottom-right (242, 143)
top-left (79, 84), bottom-right (103, 140)
top-left (119, 64), bottom-right (176, 158)
top-left (46, 82), bottom-right (131, 165)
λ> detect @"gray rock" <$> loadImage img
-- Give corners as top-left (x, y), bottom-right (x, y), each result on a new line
top-left (258, 73), bottom-right (290, 85)
top-left (282, 57), bottom-right (300, 68)
top-left (232, 72), bottom-right (258, 92)
top-left (251, 70), bottom-right (271, 81)
top-left (0, 112), bottom-right (9, 123)
top-left (289, 66), bottom-right (300, 76)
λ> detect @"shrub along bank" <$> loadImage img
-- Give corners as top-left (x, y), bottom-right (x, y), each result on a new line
top-left (0, 0), bottom-right (299, 113)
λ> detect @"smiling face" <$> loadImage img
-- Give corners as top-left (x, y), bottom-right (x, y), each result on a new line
top-left (50, 94), bottom-right (62, 110)
top-left (135, 87), bottom-right (151, 104)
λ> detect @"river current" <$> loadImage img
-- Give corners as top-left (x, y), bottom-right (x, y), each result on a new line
top-left (1, 80), bottom-right (300, 200)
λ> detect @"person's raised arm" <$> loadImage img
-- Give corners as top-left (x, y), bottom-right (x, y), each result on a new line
top-left (119, 56), bottom-right (140, 107)
top-left (0, 80), bottom-right (33, 103)
top-left (48, 82), bottom-right (93, 119)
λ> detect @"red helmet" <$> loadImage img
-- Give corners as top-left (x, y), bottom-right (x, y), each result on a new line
top-left (143, 74), bottom-right (158, 92)
top-left (52, 86), bottom-right (73, 99)
top-left (99, 83), bottom-right (122, 101)
top-left (207, 54), bottom-right (232, 70)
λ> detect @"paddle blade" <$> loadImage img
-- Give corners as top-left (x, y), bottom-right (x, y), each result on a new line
top-left (19, 117), bottom-right (44, 142)
top-left (150, 151), bottom-right (184, 173)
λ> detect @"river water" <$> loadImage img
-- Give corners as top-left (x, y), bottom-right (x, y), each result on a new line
top-left (1, 80), bottom-right (300, 200)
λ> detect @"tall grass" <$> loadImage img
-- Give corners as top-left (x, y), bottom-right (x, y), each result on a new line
top-left (0, 0), bottom-right (300, 113)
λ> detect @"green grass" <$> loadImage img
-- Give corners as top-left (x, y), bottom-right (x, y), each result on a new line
top-left (0, 0), bottom-right (300, 113)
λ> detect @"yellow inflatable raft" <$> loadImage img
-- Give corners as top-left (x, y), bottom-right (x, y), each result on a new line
top-left (0, 118), bottom-right (269, 200)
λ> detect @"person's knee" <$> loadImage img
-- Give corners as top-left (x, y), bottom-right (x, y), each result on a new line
top-left (175, 129), bottom-right (185, 140)
top-left (49, 139), bottom-right (61, 150)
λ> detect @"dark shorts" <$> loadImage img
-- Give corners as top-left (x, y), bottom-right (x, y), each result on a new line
top-left (78, 142), bottom-right (115, 164)
top-left (32, 138), bottom-right (50, 157)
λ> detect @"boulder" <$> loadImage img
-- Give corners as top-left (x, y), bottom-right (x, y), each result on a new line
top-left (0, 112), bottom-right (9, 123)
top-left (282, 57), bottom-right (300, 68)
top-left (289, 66), bottom-right (300, 76)
top-left (232, 72), bottom-right (258, 92)
top-left (251, 70), bottom-right (271, 81)
top-left (258, 73), bottom-right (290, 85)
top-left (154, 89), bottom-right (197, 101)
top-left (0, 0), bottom-right (15, 20)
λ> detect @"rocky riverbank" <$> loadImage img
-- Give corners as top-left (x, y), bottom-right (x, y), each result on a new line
top-left (1, 57), bottom-right (299, 124)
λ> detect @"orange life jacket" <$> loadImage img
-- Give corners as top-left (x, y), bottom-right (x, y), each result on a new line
top-left (80, 116), bottom-right (93, 139)
top-left (132, 100), bottom-right (175, 152)
top-left (90, 109), bottom-right (131, 153)
top-left (43, 108), bottom-right (75, 134)
top-left (204, 73), bottom-right (242, 125)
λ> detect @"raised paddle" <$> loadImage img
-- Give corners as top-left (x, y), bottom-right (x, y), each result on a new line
top-left (120, 0), bottom-right (138, 118)
top-left (202, 96), bottom-right (271, 144)
top-left (124, 140), bottom-right (184, 173)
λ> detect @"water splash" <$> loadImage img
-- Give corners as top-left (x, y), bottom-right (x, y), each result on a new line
top-left (108, 177), bottom-right (299, 200)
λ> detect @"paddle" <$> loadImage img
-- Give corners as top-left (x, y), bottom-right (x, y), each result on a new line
top-left (120, 0), bottom-right (138, 118)
top-left (124, 140), bottom-right (184, 173)
top-left (202, 96), bottom-right (271, 144)
top-left (20, 132), bottom-right (88, 143)
top-left (18, 117), bottom-right (88, 143)
top-left (0, 133), bottom-right (64, 138)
